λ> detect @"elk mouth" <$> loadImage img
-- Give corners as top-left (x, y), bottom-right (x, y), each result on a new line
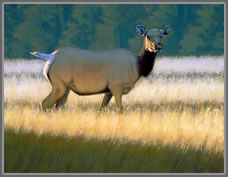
top-left (156, 43), bottom-right (163, 52)
top-left (147, 42), bottom-right (163, 53)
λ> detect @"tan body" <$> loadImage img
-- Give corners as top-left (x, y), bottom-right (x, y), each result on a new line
top-left (42, 47), bottom-right (138, 112)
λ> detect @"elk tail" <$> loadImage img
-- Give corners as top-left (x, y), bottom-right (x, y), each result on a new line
top-left (30, 49), bottom-right (58, 60)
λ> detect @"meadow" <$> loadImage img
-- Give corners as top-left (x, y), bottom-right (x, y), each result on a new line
top-left (4, 56), bottom-right (224, 173)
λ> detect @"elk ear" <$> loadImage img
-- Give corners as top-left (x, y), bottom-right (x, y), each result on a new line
top-left (136, 25), bottom-right (146, 36)
top-left (160, 26), bottom-right (172, 35)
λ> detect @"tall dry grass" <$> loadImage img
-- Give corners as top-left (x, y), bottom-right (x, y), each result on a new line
top-left (4, 106), bottom-right (224, 152)
top-left (4, 75), bottom-right (224, 104)
top-left (4, 57), bottom-right (224, 153)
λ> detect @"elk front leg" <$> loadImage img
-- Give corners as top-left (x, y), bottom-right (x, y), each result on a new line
top-left (109, 86), bottom-right (123, 114)
top-left (99, 93), bottom-right (113, 111)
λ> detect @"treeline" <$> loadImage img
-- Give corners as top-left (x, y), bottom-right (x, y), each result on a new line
top-left (4, 4), bottom-right (224, 58)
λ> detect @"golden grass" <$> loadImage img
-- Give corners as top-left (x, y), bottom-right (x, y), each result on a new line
top-left (4, 105), bottom-right (224, 153)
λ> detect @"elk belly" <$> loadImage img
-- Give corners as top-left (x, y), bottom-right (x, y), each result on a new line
top-left (70, 67), bottom-right (111, 95)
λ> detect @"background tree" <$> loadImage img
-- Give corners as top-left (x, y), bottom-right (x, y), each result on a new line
top-left (4, 5), bottom-right (27, 58)
top-left (89, 5), bottom-right (122, 50)
top-left (180, 4), bottom-right (224, 56)
top-left (58, 5), bottom-right (101, 49)
top-left (6, 5), bottom-right (64, 58)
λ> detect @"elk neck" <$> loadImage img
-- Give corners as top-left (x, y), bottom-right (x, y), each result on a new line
top-left (137, 48), bottom-right (157, 77)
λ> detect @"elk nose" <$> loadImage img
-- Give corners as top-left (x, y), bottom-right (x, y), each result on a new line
top-left (156, 43), bottom-right (163, 51)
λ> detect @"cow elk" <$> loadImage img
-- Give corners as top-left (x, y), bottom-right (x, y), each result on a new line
top-left (30, 25), bottom-right (172, 113)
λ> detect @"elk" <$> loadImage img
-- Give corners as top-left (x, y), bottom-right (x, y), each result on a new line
top-left (30, 25), bottom-right (171, 113)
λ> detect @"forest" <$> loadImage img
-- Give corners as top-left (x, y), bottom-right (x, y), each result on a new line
top-left (4, 4), bottom-right (224, 58)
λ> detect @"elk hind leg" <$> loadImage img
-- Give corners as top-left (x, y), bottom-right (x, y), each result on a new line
top-left (99, 93), bottom-right (113, 111)
top-left (54, 88), bottom-right (70, 110)
top-left (41, 86), bottom-right (66, 111)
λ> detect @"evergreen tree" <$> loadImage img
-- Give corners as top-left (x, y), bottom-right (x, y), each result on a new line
top-left (4, 4), bottom-right (27, 58)
top-left (58, 5), bottom-right (101, 49)
top-left (9, 5), bottom-right (64, 58)
top-left (180, 4), bottom-right (224, 55)
top-left (89, 5), bottom-right (122, 50)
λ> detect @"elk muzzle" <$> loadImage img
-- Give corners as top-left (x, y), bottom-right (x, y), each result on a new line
top-left (156, 43), bottom-right (163, 52)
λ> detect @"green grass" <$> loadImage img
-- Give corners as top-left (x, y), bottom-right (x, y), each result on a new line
top-left (4, 128), bottom-right (224, 173)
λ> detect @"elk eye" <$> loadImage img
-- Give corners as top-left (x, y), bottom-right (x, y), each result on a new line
top-left (147, 36), bottom-right (150, 40)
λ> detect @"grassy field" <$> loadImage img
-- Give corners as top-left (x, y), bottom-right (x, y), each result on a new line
top-left (4, 56), bottom-right (224, 173)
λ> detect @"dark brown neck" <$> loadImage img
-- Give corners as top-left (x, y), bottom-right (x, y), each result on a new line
top-left (137, 49), bottom-right (157, 77)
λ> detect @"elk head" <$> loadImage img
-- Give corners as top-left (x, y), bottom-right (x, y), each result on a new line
top-left (137, 25), bottom-right (172, 53)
